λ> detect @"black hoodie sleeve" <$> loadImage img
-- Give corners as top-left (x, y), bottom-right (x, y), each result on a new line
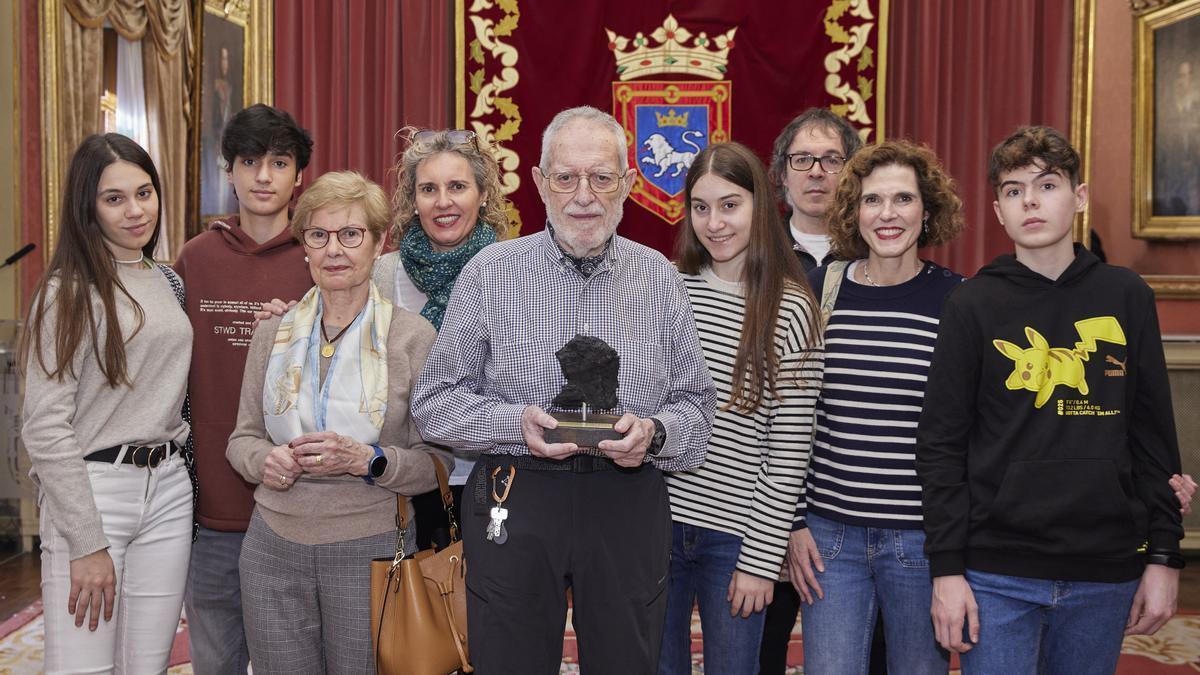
top-left (916, 297), bottom-right (982, 577)
top-left (1129, 290), bottom-right (1184, 554)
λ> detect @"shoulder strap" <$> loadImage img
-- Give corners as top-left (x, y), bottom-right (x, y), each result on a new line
top-left (155, 261), bottom-right (198, 541)
top-left (394, 456), bottom-right (456, 547)
top-left (819, 260), bottom-right (850, 327)
top-left (432, 458), bottom-right (458, 542)
top-left (156, 263), bottom-right (186, 310)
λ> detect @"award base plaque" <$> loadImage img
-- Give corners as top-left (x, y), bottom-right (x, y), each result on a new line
top-left (545, 411), bottom-right (622, 448)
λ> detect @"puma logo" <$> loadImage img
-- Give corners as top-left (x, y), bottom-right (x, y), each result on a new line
top-left (1105, 354), bottom-right (1127, 377)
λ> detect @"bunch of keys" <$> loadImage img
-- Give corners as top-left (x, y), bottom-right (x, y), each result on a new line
top-left (486, 465), bottom-right (516, 545)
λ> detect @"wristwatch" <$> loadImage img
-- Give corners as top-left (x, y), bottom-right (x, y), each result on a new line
top-left (645, 419), bottom-right (667, 458)
top-left (363, 445), bottom-right (387, 485)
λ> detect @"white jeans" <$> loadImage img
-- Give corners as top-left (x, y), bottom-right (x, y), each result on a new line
top-left (39, 454), bottom-right (193, 674)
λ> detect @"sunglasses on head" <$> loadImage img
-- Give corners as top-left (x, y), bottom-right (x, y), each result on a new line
top-left (413, 129), bottom-right (477, 148)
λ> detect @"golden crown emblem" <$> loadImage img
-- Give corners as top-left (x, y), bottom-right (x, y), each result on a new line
top-left (606, 15), bottom-right (737, 81)
top-left (655, 109), bottom-right (689, 127)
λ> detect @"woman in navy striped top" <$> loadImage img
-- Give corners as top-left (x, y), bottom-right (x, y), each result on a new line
top-left (659, 142), bottom-right (823, 674)
top-left (789, 140), bottom-right (966, 674)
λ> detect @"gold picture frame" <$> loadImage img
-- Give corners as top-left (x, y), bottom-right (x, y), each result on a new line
top-left (1132, 0), bottom-right (1200, 239)
top-left (188, 0), bottom-right (274, 237)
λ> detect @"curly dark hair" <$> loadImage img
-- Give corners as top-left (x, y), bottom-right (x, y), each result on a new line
top-left (988, 125), bottom-right (1080, 193)
top-left (825, 140), bottom-right (965, 260)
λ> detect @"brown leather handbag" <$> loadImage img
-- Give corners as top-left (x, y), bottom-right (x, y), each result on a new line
top-left (370, 460), bottom-right (471, 675)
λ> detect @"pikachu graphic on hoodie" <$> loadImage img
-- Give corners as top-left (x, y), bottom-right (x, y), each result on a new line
top-left (993, 316), bottom-right (1127, 409)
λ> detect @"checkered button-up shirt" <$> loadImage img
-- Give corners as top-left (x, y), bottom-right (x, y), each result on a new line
top-left (411, 228), bottom-right (716, 472)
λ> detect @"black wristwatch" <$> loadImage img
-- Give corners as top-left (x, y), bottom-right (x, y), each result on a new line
top-left (1146, 549), bottom-right (1186, 569)
top-left (363, 445), bottom-right (387, 485)
top-left (645, 419), bottom-right (667, 458)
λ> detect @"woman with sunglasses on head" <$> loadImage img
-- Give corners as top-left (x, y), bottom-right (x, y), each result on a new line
top-left (378, 127), bottom-right (511, 549)
top-left (659, 142), bottom-right (823, 673)
top-left (227, 171), bottom-right (452, 673)
top-left (21, 133), bottom-right (194, 672)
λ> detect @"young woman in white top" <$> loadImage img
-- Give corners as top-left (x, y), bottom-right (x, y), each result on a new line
top-left (21, 133), bottom-right (193, 672)
top-left (659, 142), bottom-right (823, 673)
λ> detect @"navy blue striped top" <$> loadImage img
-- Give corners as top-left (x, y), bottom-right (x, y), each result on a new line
top-left (796, 261), bottom-right (964, 530)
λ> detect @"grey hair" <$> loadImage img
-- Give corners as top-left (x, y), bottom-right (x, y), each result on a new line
top-left (539, 106), bottom-right (628, 170)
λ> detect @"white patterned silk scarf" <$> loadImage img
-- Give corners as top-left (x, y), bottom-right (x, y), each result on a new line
top-left (262, 282), bottom-right (392, 446)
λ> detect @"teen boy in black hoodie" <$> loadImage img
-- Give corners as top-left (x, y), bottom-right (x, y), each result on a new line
top-left (916, 126), bottom-right (1184, 673)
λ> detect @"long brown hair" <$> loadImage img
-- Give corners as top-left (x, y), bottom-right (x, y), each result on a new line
top-left (21, 133), bottom-right (164, 387)
top-left (675, 142), bottom-right (818, 413)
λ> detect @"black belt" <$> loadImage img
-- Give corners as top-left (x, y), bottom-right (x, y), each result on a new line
top-left (487, 452), bottom-right (622, 473)
top-left (83, 442), bottom-right (178, 468)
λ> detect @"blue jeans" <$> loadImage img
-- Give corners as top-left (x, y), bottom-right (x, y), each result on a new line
top-left (185, 526), bottom-right (250, 675)
top-left (960, 569), bottom-right (1139, 674)
top-left (799, 513), bottom-right (948, 674)
top-left (658, 522), bottom-right (766, 674)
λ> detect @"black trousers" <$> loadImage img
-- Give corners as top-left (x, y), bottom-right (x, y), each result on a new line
top-left (760, 581), bottom-right (889, 674)
top-left (462, 455), bottom-right (671, 675)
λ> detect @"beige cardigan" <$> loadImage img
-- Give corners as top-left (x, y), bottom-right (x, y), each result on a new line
top-left (226, 305), bottom-right (449, 545)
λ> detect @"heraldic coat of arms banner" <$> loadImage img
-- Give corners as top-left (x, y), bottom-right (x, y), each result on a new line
top-left (610, 16), bottom-right (734, 224)
top-left (458, 2), bottom-right (886, 256)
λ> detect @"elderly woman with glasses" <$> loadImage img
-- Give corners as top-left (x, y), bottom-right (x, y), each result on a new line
top-left (227, 170), bottom-right (451, 674)
top-left (376, 127), bottom-right (512, 549)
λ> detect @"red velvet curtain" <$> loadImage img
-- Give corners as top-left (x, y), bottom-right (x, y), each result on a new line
top-left (888, 1), bottom-right (1073, 277)
top-left (19, 0), bottom-right (44, 311)
top-left (274, 0), bottom-right (450, 197)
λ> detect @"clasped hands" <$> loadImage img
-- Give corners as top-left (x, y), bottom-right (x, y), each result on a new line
top-left (262, 431), bottom-right (373, 491)
top-left (521, 405), bottom-right (655, 468)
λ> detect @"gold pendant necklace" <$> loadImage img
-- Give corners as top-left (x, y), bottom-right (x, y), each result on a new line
top-left (320, 321), bottom-right (352, 358)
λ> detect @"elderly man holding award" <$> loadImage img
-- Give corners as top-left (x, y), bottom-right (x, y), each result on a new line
top-left (412, 106), bottom-right (717, 674)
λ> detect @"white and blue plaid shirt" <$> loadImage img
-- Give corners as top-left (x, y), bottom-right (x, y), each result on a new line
top-left (412, 227), bottom-right (716, 472)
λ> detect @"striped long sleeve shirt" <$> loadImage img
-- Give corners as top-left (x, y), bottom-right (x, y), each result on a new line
top-left (668, 269), bottom-right (824, 579)
top-left (797, 261), bottom-right (964, 530)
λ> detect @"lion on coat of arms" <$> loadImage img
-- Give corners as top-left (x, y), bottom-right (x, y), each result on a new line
top-left (641, 131), bottom-right (703, 178)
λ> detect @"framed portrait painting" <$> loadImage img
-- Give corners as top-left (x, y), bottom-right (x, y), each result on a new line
top-left (190, 0), bottom-right (273, 235)
top-left (1133, 0), bottom-right (1200, 238)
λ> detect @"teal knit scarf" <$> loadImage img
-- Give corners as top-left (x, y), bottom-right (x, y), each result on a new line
top-left (399, 220), bottom-right (496, 329)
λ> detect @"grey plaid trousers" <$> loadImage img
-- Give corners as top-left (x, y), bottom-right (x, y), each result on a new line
top-left (238, 509), bottom-right (415, 674)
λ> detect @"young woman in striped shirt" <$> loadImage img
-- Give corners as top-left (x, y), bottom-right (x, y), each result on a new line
top-left (788, 140), bottom-right (966, 673)
top-left (659, 142), bottom-right (823, 674)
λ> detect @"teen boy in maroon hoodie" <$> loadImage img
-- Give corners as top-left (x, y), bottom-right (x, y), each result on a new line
top-left (175, 104), bottom-right (314, 674)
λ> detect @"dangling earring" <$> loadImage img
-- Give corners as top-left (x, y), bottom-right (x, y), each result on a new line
top-left (922, 213), bottom-right (929, 235)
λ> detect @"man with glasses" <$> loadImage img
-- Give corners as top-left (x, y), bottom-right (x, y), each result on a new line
top-left (412, 106), bottom-right (717, 673)
top-left (174, 104), bottom-right (314, 675)
top-left (761, 108), bottom-right (876, 674)
top-left (768, 108), bottom-right (863, 273)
